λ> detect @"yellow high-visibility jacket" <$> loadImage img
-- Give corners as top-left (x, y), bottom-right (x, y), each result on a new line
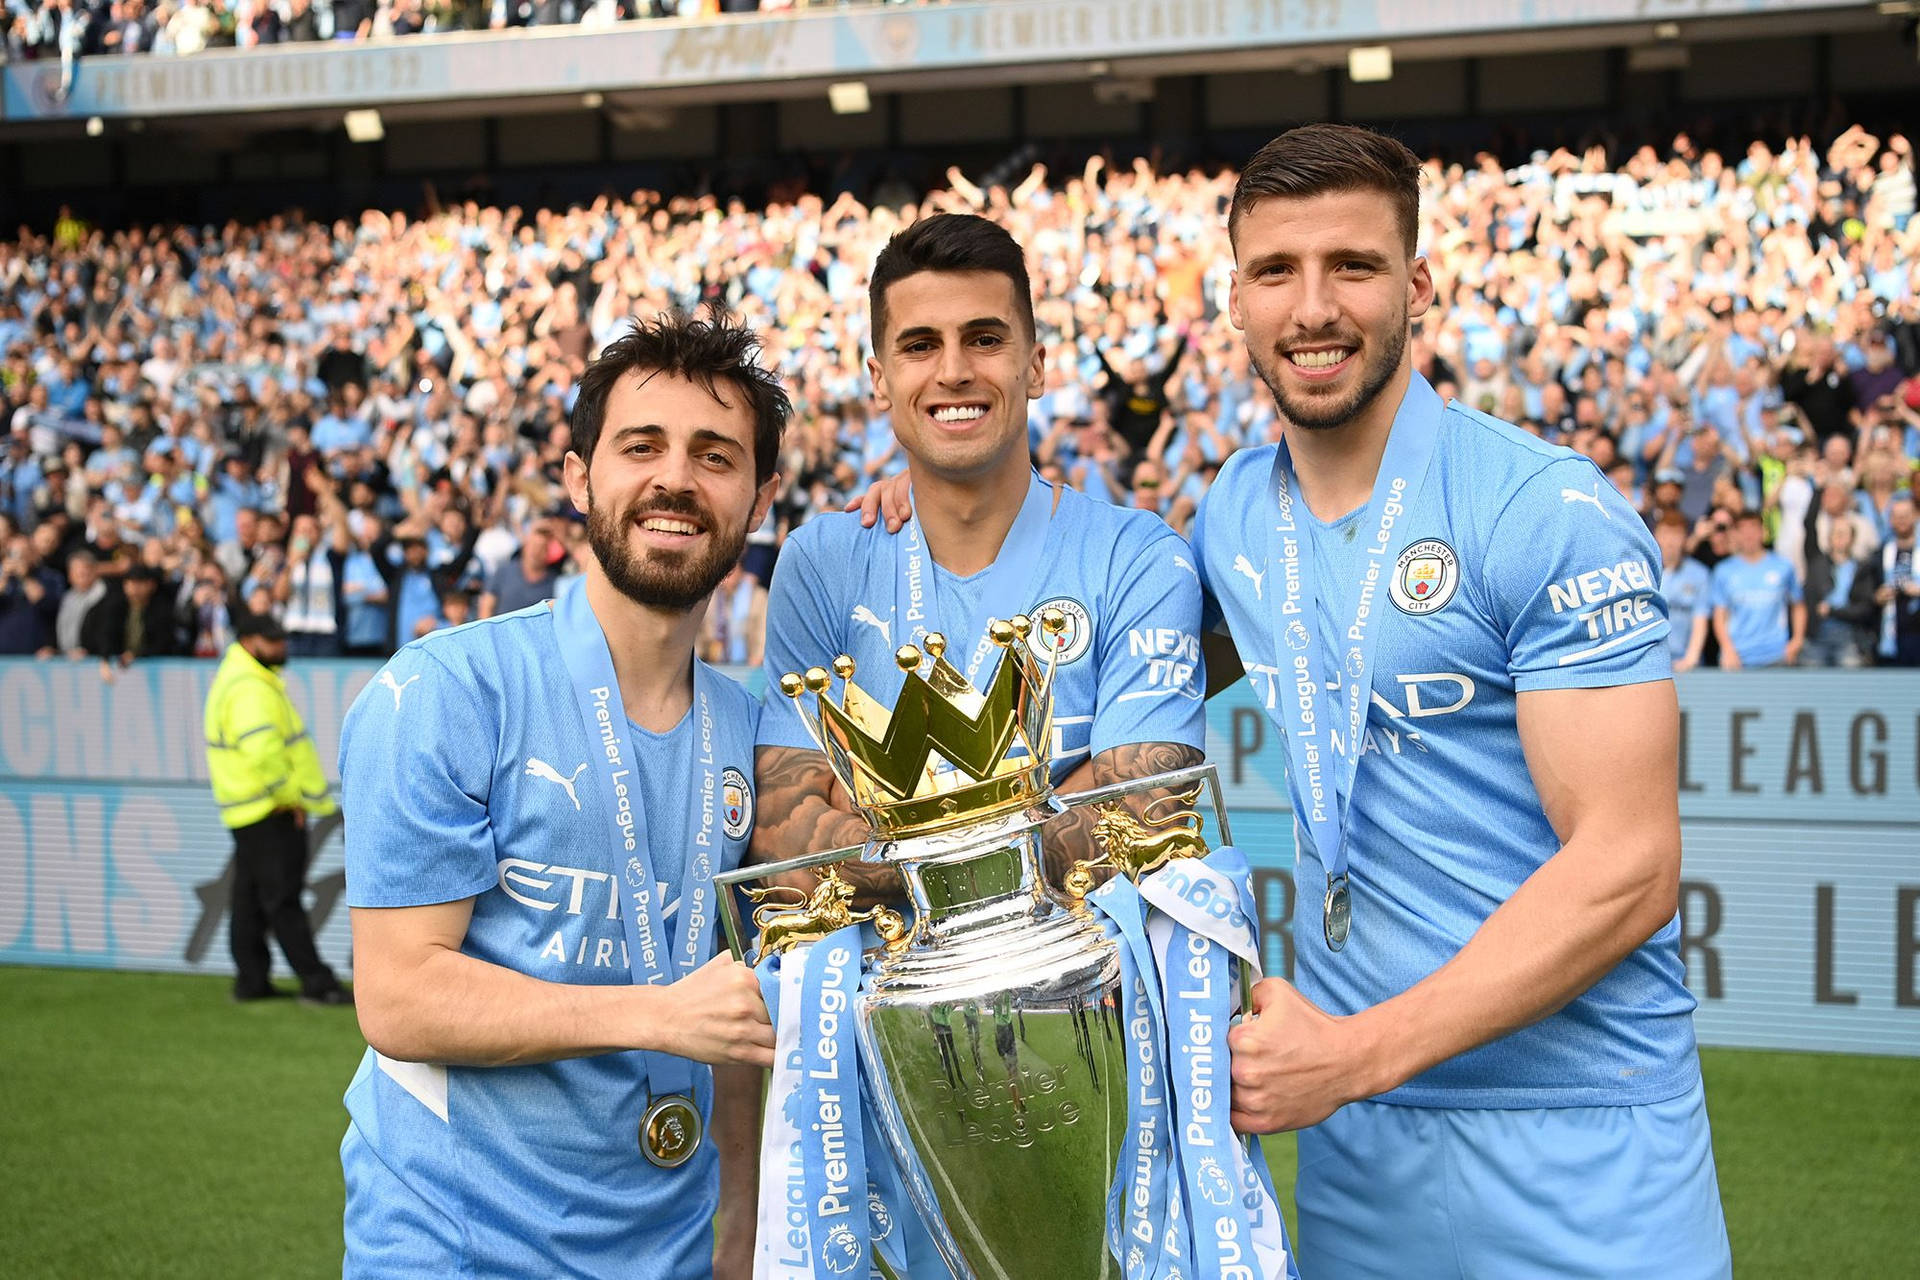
top-left (203, 643), bottom-right (336, 830)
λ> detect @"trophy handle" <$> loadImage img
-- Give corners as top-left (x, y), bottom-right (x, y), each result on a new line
top-left (1055, 761), bottom-right (1261, 1004)
top-left (714, 840), bottom-right (871, 963)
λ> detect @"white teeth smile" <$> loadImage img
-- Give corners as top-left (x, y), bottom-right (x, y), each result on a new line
top-left (1288, 349), bottom-right (1352, 369)
top-left (932, 405), bottom-right (987, 423)
top-left (640, 518), bottom-right (700, 536)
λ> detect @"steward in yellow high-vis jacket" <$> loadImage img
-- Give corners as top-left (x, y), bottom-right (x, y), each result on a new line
top-left (203, 611), bottom-right (350, 1005)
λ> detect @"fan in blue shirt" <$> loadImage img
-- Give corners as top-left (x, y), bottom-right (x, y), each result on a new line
top-left (338, 313), bottom-right (781, 1279)
top-left (1655, 515), bottom-right (1712, 671)
top-left (1709, 510), bottom-right (1806, 667)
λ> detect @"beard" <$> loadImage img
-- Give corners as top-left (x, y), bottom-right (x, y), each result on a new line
top-left (1251, 305), bottom-right (1409, 431)
top-left (585, 482), bottom-right (747, 613)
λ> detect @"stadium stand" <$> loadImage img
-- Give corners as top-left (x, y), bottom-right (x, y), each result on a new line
top-left (2, 120), bottom-right (1916, 670)
top-left (2, 0), bottom-right (931, 61)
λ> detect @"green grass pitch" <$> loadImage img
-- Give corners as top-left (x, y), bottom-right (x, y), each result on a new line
top-left (2, 967), bottom-right (1910, 1277)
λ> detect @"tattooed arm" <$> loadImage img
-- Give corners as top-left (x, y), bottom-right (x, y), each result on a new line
top-left (749, 745), bottom-right (902, 901)
top-left (1043, 740), bottom-right (1205, 887)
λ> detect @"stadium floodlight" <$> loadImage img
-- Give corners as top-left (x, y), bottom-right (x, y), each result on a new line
top-left (1348, 46), bottom-right (1393, 83)
top-left (343, 110), bottom-right (385, 144)
top-left (828, 82), bottom-right (871, 115)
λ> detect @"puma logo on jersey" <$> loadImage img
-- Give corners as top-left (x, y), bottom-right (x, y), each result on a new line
top-left (377, 671), bottom-right (420, 710)
top-left (1172, 555), bottom-right (1199, 581)
top-left (1561, 485), bottom-right (1612, 520)
top-left (850, 604), bottom-right (891, 644)
top-left (1232, 554), bottom-right (1266, 599)
top-left (524, 758), bottom-right (588, 810)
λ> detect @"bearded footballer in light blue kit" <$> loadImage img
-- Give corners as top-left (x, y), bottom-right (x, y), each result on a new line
top-left (753, 214), bottom-right (1208, 891)
top-left (1201, 125), bottom-right (1731, 1277)
top-left (337, 314), bottom-right (783, 1278)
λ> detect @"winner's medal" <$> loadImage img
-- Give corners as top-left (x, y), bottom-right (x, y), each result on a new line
top-left (1267, 378), bottom-right (1444, 953)
top-left (641, 1094), bottom-right (702, 1168)
top-left (1323, 873), bottom-right (1351, 952)
top-left (553, 580), bottom-right (736, 1180)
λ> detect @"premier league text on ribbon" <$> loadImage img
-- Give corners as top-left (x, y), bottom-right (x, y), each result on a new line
top-left (807, 943), bottom-right (857, 1225)
top-left (588, 682), bottom-right (669, 982)
top-left (1272, 474), bottom-right (1330, 827)
top-left (1179, 931), bottom-right (1223, 1155)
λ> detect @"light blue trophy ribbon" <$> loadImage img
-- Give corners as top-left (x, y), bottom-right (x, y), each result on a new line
top-left (1265, 377), bottom-right (1443, 950)
top-left (894, 470), bottom-right (1055, 684)
top-left (1141, 848), bottom-right (1299, 1280)
top-left (755, 926), bottom-right (883, 1280)
top-left (551, 576), bottom-right (725, 1109)
top-left (755, 949), bottom-right (813, 1280)
top-left (1088, 875), bottom-right (1186, 1280)
top-left (798, 926), bottom-right (870, 1279)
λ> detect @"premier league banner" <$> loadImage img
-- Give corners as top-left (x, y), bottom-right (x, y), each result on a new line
top-left (0, 658), bottom-right (1914, 1058)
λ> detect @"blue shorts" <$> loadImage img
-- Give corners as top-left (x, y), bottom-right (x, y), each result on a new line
top-left (1295, 1080), bottom-right (1731, 1279)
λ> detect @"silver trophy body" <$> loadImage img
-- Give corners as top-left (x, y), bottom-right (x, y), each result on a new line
top-left (857, 798), bottom-right (1126, 1279)
top-left (719, 765), bottom-right (1237, 1280)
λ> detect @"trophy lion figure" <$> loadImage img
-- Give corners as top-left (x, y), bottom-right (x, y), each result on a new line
top-left (743, 866), bottom-right (906, 956)
top-left (1065, 788), bottom-right (1209, 896)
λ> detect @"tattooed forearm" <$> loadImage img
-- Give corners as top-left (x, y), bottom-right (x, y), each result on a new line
top-left (748, 745), bottom-right (903, 903)
top-left (1042, 741), bottom-right (1206, 886)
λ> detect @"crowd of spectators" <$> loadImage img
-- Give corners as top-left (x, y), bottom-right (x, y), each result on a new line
top-left (3, 0), bottom-right (932, 63)
top-left (2, 121), bottom-right (1918, 674)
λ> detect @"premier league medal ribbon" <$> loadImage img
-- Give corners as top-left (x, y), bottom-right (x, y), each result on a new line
top-left (1088, 876), bottom-right (1185, 1280)
top-left (1266, 379), bottom-right (1443, 952)
top-left (1141, 849), bottom-right (1299, 1280)
top-left (551, 578), bottom-right (725, 1166)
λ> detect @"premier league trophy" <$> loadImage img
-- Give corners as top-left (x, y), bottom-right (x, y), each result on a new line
top-left (717, 611), bottom-right (1290, 1280)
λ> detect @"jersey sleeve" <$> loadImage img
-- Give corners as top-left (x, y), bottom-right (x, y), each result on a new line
top-left (1088, 521), bottom-right (1208, 757)
top-left (340, 647), bottom-right (500, 908)
top-left (1482, 458), bottom-right (1673, 691)
top-left (755, 531), bottom-right (839, 753)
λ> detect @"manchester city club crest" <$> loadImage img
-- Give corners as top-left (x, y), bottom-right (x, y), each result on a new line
top-left (1389, 538), bottom-right (1460, 615)
top-left (721, 766), bottom-right (753, 840)
top-left (1030, 596), bottom-right (1093, 664)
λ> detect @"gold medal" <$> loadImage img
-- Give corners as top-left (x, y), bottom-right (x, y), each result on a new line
top-left (640, 1094), bottom-right (702, 1169)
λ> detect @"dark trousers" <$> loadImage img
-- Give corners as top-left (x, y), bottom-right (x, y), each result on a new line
top-left (229, 811), bottom-right (339, 997)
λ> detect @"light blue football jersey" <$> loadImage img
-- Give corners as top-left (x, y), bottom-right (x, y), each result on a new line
top-left (1710, 552), bottom-right (1801, 666)
top-left (337, 603), bottom-right (760, 1278)
top-left (1194, 374), bottom-right (1699, 1109)
top-left (758, 480), bottom-right (1206, 780)
top-left (1661, 557), bottom-right (1713, 660)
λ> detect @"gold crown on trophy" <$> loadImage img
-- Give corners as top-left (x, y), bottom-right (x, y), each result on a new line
top-left (778, 609), bottom-right (1069, 838)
